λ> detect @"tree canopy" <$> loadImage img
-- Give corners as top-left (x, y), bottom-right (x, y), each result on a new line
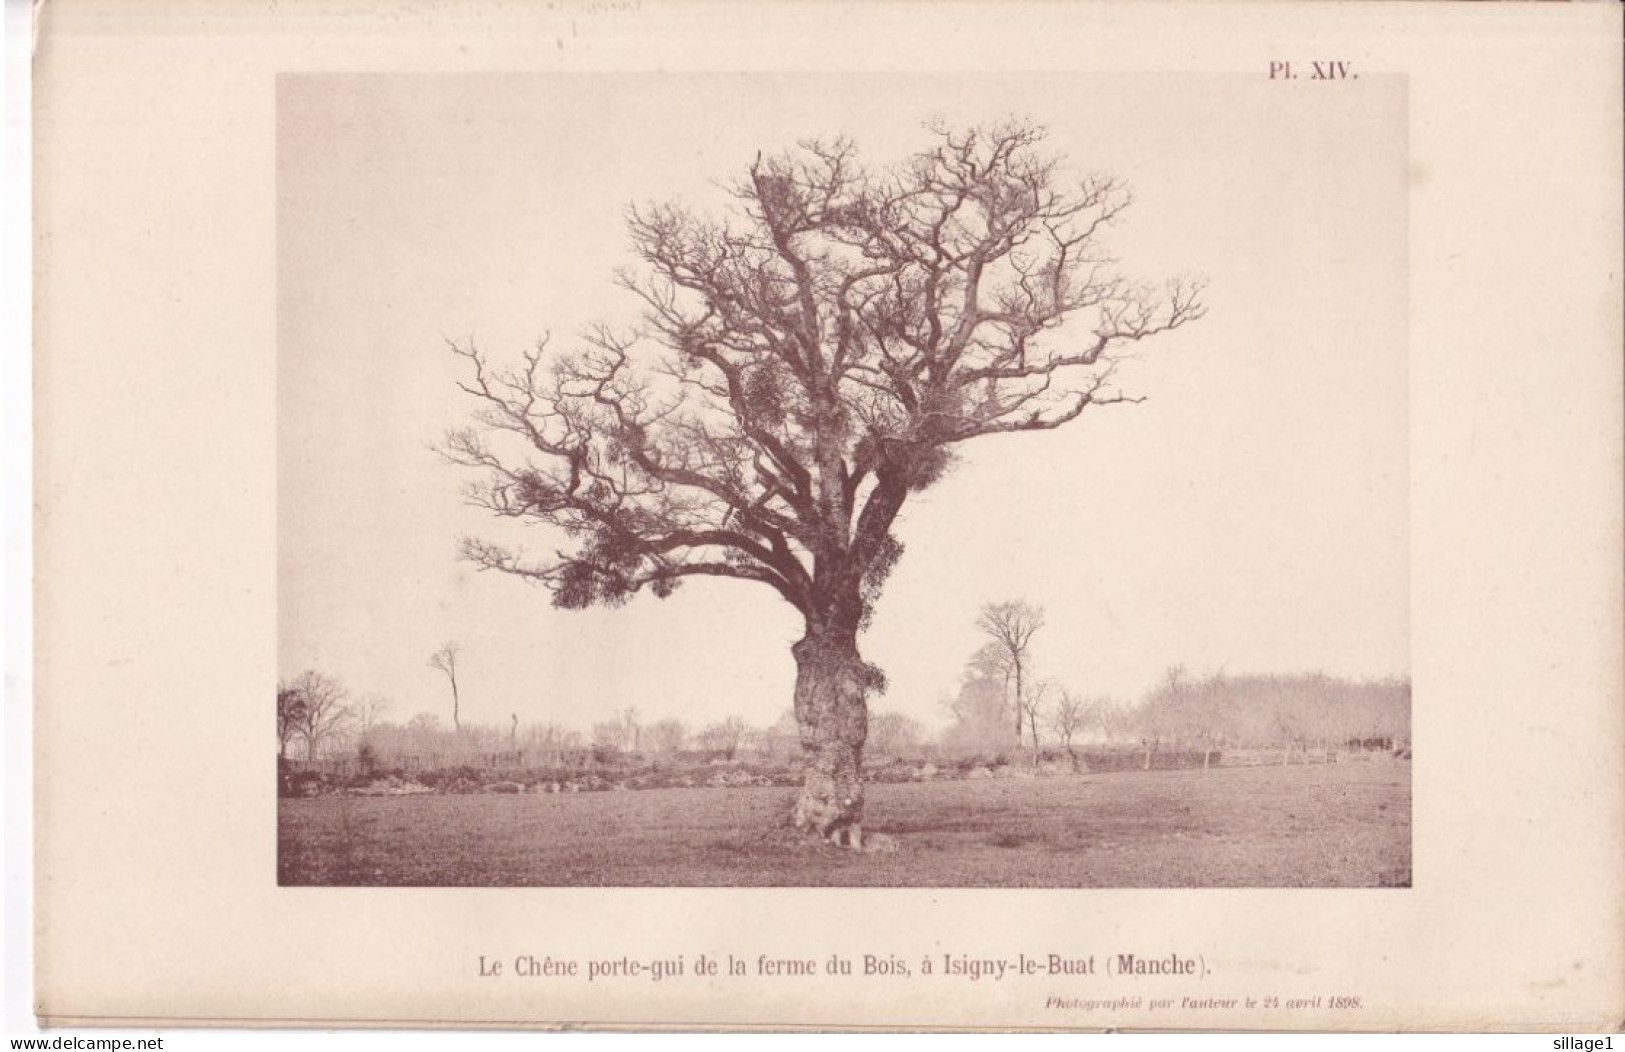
top-left (443, 118), bottom-right (1205, 638)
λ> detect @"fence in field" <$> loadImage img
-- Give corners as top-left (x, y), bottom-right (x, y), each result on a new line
top-left (283, 739), bottom-right (1407, 780)
top-left (1219, 745), bottom-right (1400, 768)
top-left (282, 746), bottom-right (748, 776)
top-left (1068, 740), bottom-right (1405, 773)
top-left (284, 749), bottom-right (534, 776)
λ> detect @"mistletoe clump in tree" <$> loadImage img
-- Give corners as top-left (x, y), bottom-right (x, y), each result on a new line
top-left (443, 119), bottom-right (1204, 846)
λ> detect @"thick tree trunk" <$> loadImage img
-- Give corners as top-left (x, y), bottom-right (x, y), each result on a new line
top-left (789, 631), bottom-right (870, 847)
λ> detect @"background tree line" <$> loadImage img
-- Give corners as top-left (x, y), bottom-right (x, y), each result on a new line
top-left (281, 600), bottom-right (1405, 769)
top-left (280, 661), bottom-right (1406, 771)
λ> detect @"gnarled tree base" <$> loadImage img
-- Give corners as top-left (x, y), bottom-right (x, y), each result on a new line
top-left (789, 632), bottom-right (872, 849)
top-left (790, 741), bottom-right (866, 848)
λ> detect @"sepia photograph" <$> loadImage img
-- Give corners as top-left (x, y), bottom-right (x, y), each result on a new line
top-left (277, 73), bottom-right (1410, 888)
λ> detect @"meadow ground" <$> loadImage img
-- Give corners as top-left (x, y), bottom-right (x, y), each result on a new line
top-left (277, 758), bottom-right (1410, 887)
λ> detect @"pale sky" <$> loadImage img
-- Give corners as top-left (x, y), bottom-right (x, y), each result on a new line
top-left (278, 73), bottom-right (1408, 734)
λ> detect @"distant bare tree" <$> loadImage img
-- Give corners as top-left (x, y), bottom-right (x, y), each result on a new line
top-left (1049, 688), bottom-right (1101, 769)
top-left (977, 601), bottom-right (1046, 742)
top-left (287, 669), bottom-right (353, 762)
top-left (1022, 679), bottom-right (1052, 762)
top-left (276, 683), bottom-right (307, 760)
top-left (1050, 690), bottom-right (1082, 747)
top-left (427, 641), bottom-right (462, 732)
top-left (698, 716), bottom-right (748, 761)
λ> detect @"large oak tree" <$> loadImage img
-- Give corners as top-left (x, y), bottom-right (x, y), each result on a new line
top-left (443, 119), bottom-right (1204, 844)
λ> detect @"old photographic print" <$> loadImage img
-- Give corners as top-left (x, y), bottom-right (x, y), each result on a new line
top-left (276, 73), bottom-right (1409, 888)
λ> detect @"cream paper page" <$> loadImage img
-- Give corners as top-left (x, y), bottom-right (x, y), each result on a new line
top-left (33, 0), bottom-right (1624, 1030)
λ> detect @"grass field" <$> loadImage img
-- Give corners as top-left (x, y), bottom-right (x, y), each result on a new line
top-left (277, 759), bottom-right (1410, 887)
